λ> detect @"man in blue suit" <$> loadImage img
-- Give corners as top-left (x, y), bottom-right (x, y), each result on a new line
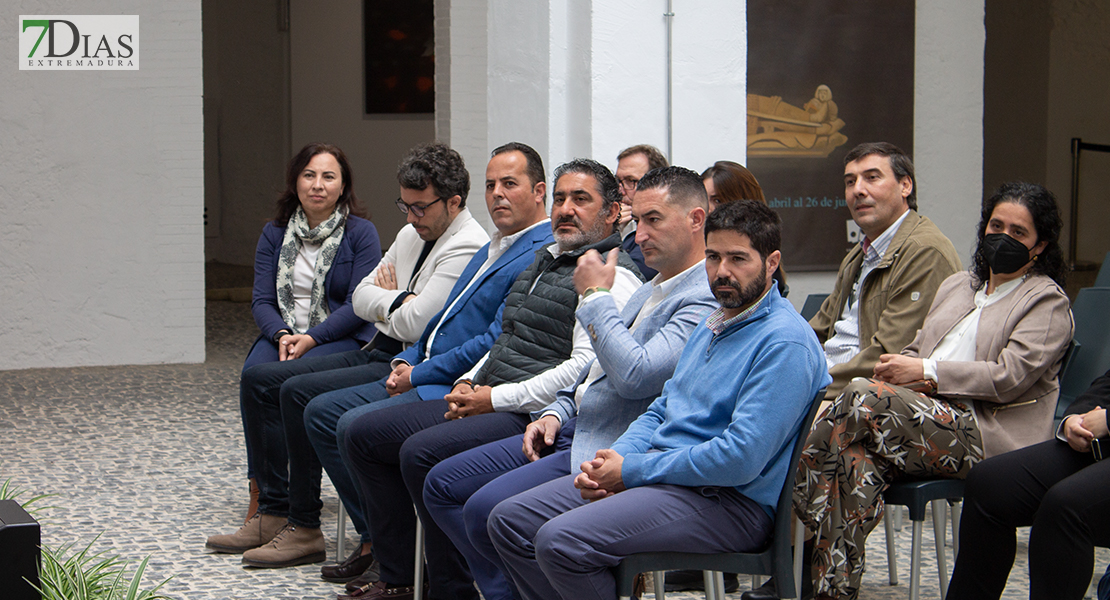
top-left (419, 166), bottom-right (718, 600)
top-left (207, 143), bottom-right (553, 577)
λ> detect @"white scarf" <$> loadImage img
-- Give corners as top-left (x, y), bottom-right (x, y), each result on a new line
top-left (275, 205), bottom-right (347, 333)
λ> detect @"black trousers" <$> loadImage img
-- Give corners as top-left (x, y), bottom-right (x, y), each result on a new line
top-left (947, 438), bottom-right (1110, 600)
top-left (343, 400), bottom-right (530, 600)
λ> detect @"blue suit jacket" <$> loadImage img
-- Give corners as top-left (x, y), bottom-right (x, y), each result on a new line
top-left (251, 215), bottom-right (382, 346)
top-left (538, 264), bottom-right (717, 467)
top-left (393, 222), bottom-right (555, 400)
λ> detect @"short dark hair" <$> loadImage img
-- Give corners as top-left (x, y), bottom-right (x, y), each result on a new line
top-left (274, 142), bottom-right (365, 227)
top-left (700, 161), bottom-right (766, 204)
top-left (617, 144), bottom-right (669, 171)
top-left (843, 142), bottom-right (917, 210)
top-left (704, 198), bottom-right (782, 261)
top-left (971, 181), bottom-right (1068, 288)
top-left (637, 166), bottom-right (709, 211)
top-left (397, 142), bottom-right (470, 208)
top-left (491, 142), bottom-right (546, 187)
top-left (552, 158), bottom-right (622, 216)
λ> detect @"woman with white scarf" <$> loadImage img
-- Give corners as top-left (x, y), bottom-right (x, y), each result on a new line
top-left (239, 142), bottom-right (381, 520)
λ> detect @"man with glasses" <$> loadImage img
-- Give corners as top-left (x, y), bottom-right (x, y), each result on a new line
top-left (615, 144), bottom-right (668, 279)
top-left (207, 141), bottom-right (489, 570)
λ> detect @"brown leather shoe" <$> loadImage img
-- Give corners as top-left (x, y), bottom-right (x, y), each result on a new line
top-left (241, 523), bottom-right (326, 568)
top-left (322, 547), bottom-right (378, 583)
top-left (206, 513), bottom-right (286, 553)
top-left (338, 580), bottom-right (421, 600)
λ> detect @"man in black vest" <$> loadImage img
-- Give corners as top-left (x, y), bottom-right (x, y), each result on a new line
top-left (337, 159), bottom-right (643, 600)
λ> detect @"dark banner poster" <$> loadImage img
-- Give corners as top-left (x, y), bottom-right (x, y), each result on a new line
top-left (747, 0), bottom-right (914, 270)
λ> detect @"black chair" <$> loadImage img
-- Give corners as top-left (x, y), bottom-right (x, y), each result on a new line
top-left (1056, 287), bottom-right (1110, 420)
top-left (800, 293), bottom-right (829, 321)
top-left (613, 388), bottom-right (827, 600)
top-left (882, 479), bottom-right (965, 600)
top-left (1094, 251), bottom-right (1110, 288)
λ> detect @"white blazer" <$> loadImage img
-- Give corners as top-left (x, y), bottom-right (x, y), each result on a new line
top-left (352, 207), bottom-right (489, 346)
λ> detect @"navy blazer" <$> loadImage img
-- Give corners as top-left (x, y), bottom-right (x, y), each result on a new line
top-left (393, 222), bottom-right (555, 400)
top-left (251, 215), bottom-right (382, 346)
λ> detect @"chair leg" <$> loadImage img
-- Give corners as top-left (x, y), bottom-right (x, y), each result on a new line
top-left (653, 571), bottom-right (665, 600)
top-left (752, 574), bottom-right (763, 589)
top-left (884, 508), bottom-right (899, 585)
top-left (932, 501), bottom-right (949, 600)
top-left (794, 518), bottom-right (805, 599)
top-left (910, 519), bottom-right (923, 600)
top-left (414, 518), bottom-right (425, 600)
top-left (713, 571), bottom-right (726, 600)
top-left (950, 501), bottom-right (962, 558)
top-left (337, 501), bottom-right (347, 561)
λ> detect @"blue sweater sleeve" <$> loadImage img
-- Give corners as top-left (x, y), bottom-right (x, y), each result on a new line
top-left (619, 339), bottom-right (824, 489)
top-left (306, 218), bottom-right (382, 345)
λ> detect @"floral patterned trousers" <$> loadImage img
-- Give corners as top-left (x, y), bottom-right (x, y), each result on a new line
top-left (792, 378), bottom-right (984, 599)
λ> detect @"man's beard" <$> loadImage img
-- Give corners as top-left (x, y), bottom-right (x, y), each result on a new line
top-left (711, 265), bottom-right (767, 309)
top-left (554, 213), bottom-right (612, 252)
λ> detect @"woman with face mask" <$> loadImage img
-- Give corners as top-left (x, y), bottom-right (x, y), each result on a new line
top-left (789, 182), bottom-right (1073, 600)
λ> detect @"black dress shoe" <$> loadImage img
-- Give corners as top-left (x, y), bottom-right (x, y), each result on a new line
top-left (663, 570), bottom-right (739, 593)
top-left (344, 558), bottom-right (382, 593)
top-left (321, 547), bottom-right (377, 583)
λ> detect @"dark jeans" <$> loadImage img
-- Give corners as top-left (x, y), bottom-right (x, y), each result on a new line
top-left (240, 347), bottom-right (394, 530)
top-left (423, 420), bottom-right (576, 600)
top-left (948, 438), bottom-right (1110, 600)
top-left (344, 401), bottom-right (530, 600)
top-left (240, 334), bottom-right (365, 478)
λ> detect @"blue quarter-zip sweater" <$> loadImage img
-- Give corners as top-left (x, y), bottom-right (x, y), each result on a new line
top-left (612, 286), bottom-right (831, 514)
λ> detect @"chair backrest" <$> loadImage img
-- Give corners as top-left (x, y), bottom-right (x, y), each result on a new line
top-left (1058, 287), bottom-right (1110, 417)
top-left (800, 293), bottom-right (829, 321)
top-left (768, 388), bottom-right (828, 589)
top-left (1095, 251), bottom-right (1110, 288)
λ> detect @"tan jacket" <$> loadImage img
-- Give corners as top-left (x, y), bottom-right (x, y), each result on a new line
top-left (810, 211), bottom-right (962, 397)
top-left (903, 272), bottom-right (1074, 458)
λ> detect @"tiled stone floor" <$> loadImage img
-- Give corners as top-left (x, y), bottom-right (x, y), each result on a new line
top-left (1, 299), bottom-right (1105, 599)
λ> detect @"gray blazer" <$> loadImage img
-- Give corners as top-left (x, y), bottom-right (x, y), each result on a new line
top-left (537, 265), bottom-right (717, 467)
top-left (903, 271), bottom-right (1073, 458)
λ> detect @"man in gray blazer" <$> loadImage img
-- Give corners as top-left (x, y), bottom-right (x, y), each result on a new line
top-left (420, 165), bottom-right (717, 600)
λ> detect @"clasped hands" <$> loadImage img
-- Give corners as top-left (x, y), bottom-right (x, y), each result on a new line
top-left (873, 354), bottom-right (924, 385)
top-left (278, 333), bottom-right (317, 361)
top-left (443, 381), bottom-right (495, 420)
top-left (573, 448), bottom-right (626, 501)
top-left (1063, 407), bottom-right (1108, 453)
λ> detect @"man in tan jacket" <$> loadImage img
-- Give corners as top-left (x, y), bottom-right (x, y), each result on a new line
top-left (809, 142), bottom-right (961, 397)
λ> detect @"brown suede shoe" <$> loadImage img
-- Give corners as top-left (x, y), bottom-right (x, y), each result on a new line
top-left (241, 523), bottom-right (326, 568)
top-left (206, 513), bottom-right (286, 554)
top-left (245, 477), bottom-right (260, 524)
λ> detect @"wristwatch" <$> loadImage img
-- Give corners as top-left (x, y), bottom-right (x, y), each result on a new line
top-left (272, 329), bottom-right (293, 343)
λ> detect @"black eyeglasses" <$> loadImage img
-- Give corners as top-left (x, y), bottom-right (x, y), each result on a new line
top-left (618, 177), bottom-right (639, 192)
top-left (395, 196), bottom-right (444, 217)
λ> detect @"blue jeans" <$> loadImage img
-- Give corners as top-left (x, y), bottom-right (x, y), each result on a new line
top-left (488, 475), bottom-right (772, 600)
top-left (239, 347), bottom-right (394, 531)
top-left (423, 420), bottom-right (576, 600)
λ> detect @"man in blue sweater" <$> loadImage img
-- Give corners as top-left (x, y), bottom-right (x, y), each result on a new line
top-left (487, 199), bottom-right (831, 600)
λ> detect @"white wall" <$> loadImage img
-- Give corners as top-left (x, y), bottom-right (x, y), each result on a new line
top-left (1, 1), bottom-right (205, 369)
top-left (914, 0), bottom-right (985, 266)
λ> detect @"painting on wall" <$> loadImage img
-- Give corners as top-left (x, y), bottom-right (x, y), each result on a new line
top-left (364, 0), bottom-right (435, 115)
top-left (747, 0), bottom-right (915, 270)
